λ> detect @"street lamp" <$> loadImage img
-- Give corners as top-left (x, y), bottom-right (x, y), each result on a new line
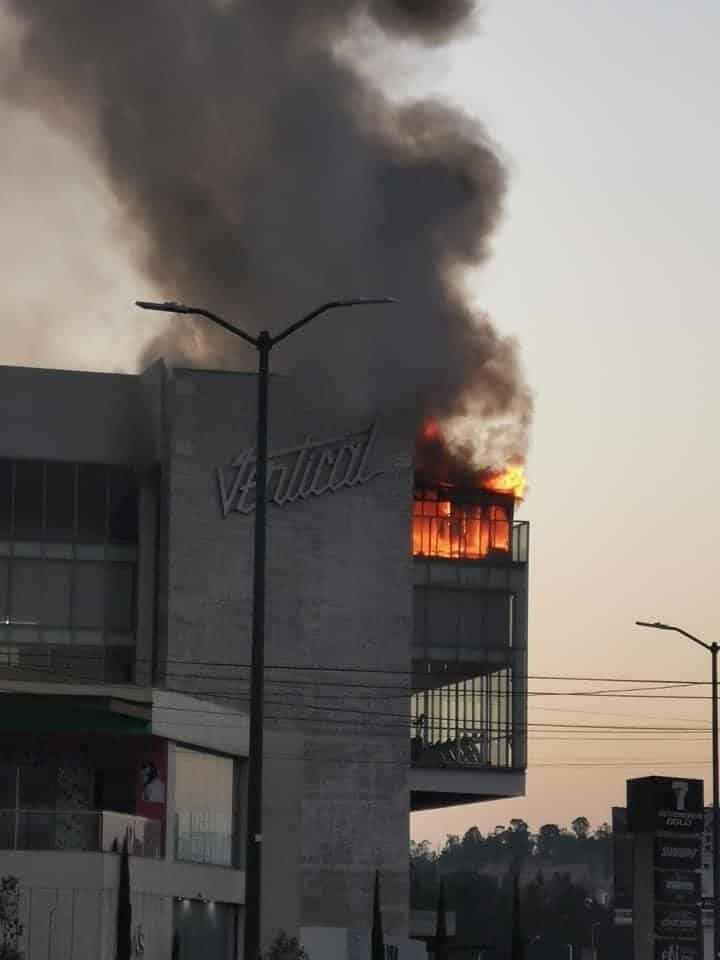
top-left (636, 620), bottom-right (719, 960)
top-left (137, 296), bottom-right (396, 960)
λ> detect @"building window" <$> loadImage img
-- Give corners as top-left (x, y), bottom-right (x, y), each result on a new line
top-left (0, 459), bottom-right (139, 682)
top-left (412, 489), bottom-right (511, 560)
top-left (175, 747), bottom-right (235, 867)
top-left (411, 666), bottom-right (518, 769)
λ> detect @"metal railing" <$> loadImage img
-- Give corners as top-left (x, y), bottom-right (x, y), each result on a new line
top-left (412, 519), bottom-right (529, 564)
top-left (0, 809), bottom-right (162, 858)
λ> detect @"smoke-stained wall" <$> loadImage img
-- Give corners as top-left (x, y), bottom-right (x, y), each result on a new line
top-left (0, 0), bottom-right (531, 470)
top-left (160, 366), bottom-right (416, 939)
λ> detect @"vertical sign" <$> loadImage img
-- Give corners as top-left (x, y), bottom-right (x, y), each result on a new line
top-left (628, 777), bottom-right (704, 960)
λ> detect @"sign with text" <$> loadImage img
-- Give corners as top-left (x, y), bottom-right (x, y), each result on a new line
top-left (628, 777), bottom-right (704, 834)
top-left (218, 423), bottom-right (382, 516)
top-left (654, 939), bottom-right (702, 960)
top-left (654, 837), bottom-right (702, 871)
top-left (655, 905), bottom-right (701, 939)
top-left (654, 870), bottom-right (701, 905)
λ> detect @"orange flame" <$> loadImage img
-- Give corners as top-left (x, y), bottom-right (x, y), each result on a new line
top-left (482, 462), bottom-right (527, 501)
top-left (412, 496), bottom-right (510, 560)
top-left (417, 418), bottom-right (527, 501)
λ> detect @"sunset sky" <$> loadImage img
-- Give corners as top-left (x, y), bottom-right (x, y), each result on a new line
top-left (1, 2), bottom-right (719, 847)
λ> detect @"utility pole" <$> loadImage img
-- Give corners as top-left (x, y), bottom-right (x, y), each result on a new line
top-left (636, 621), bottom-right (720, 960)
top-left (137, 296), bottom-right (395, 959)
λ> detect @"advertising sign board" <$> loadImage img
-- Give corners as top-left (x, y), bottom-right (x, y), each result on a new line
top-left (654, 939), bottom-right (702, 960)
top-left (654, 871), bottom-right (701, 905)
top-left (655, 906), bottom-right (701, 939)
top-left (628, 777), bottom-right (704, 834)
top-left (654, 837), bottom-right (702, 871)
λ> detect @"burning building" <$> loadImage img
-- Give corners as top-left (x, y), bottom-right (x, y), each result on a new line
top-left (0, 0), bottom-right (532, 957)
top-left (0, 361), bottom-right (528, 959)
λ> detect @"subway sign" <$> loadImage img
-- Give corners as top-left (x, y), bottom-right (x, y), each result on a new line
top-left (654, 838), bottom-right (702, 871)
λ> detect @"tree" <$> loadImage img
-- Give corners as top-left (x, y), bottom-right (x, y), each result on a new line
top-left (507, 820), bottom-right (533, 861)
top-left (115, 833), bottom-right (132, 960)
top-left (0, 876), bottom-right (23, 960)
top-left (536, 825), bottom-right (561, 861)
top-left (264, 932), bottom-right (309, 960)
top-left (571, 817), bottom-right (590, 841)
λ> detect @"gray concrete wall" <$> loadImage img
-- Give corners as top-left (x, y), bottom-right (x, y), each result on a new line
top-left (3, 850), bottom-right (242, 960)
top-left (159, 367), bottom-right (416, 946)
top-left (0, 364), bottom-right (162, 465)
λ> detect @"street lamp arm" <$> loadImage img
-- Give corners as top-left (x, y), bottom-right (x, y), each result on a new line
top-left (270, 297), bottom-right (398, 346)
top-left (635, 620), bottom-right (711, 652)
top-left (135, 300), bottom-right (258, 347)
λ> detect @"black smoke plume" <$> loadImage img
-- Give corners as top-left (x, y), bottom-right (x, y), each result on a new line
top-left (0, 0), bottom-right (531, 468)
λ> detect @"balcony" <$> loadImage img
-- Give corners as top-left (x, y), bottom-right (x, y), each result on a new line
top-left (0, 809), bottom-right (162, 858)
top-left (413, 514), bottom-right (529, 564)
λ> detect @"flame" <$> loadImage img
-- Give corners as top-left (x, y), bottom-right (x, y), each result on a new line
top-left (420, 418), bottom-right (443, 442)
top-left (412, 493), bottom-right (510, 560)
top-left (417, 418), bottom-right (527, 501)
top-left (482, 462), bottom-right (527, 501)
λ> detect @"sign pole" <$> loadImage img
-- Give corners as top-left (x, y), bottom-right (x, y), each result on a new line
top-left (712, 643), bottom-right (719, 960)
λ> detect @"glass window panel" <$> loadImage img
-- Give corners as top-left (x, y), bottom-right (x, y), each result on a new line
top-left (175, 747), bottom-right (234, 866)
top-left (42, 629), bottom-right (72, 646)
top-left (109, 469), bottom-right (138, 543)
top-left (44, 543), bottom-right (73, 559)
top-left (45, 463), bottom-right (76, 540)
top-left (0, 461), bottom-right (11, 537)
top-left (42, 561), bottom-right (72, 626)
top-left (73, 630), bottom-right (104, 646)
top-left (0, 558), bottom-right (7, 620)
top-left (9, 628), bottom-right (41, 647)
top-left (73, 563), bottom-right (105, 628)
top-left (9, 559), bottom-right (43, 625)
top-left (75, 545), bottom-right (104, 560)
top-left (13, 461), bottom-right (44, 540)
top-left (106, 563), bottom-right (134, 632)
top-left (0, 764), bottom-right (16, 809)
top-left (77, 465), bottom-right (107, 541)
top-left (19, 763), bottom-right (57, 809)
top-left (12, 542), bottom-right (42, 557)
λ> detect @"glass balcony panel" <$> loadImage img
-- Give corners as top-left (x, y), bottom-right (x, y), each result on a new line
top-left (0, 810), bottom-right (161, 857)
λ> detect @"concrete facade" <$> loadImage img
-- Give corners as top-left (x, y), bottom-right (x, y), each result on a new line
top-left (0, 361), bottom-right (529, 959)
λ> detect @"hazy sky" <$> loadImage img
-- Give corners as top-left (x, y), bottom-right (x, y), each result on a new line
top-left (413, 0), bottom-right (720, 845)
top-left (1, 2), bottom-right (719, 845)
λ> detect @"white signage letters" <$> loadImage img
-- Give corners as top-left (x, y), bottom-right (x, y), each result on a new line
top-left (218, 422), bottom-right (382, 516)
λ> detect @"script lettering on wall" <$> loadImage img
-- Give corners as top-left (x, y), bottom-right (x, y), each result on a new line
top-left (217, 422), bottom-right (382, 516)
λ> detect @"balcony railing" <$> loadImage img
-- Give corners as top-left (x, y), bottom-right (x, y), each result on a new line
top-left (0, 809), bottom-right (162, 858)
top-left (412, 518), bottom-right (529, 564)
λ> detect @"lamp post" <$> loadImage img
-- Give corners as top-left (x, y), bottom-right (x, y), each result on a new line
top-left (137, 296), bottom-right (395, 960)
top-left (636, 620), bottom-right (719, 959)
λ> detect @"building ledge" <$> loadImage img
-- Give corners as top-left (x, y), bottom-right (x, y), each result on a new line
top-left (409, 766), bottom-right (525, 811)
top-left (0, 682), bottom-right (250, 755)
top-left (0, 849), bottom-right (245, 903)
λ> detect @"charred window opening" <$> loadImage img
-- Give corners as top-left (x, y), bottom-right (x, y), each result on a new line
top-left (412, 487), bottom-right (513, 560)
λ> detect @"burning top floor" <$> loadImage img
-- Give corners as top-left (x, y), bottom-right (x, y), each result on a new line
top-left (412, 420), bottom-right (526, 562)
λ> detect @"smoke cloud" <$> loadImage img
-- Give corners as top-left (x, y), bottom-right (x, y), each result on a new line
top-left (0, 0), bottom-right (531, 469)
